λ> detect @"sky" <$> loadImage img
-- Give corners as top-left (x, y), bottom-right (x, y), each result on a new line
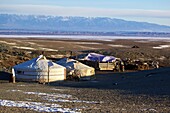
top-left (0, 0), bottom-right (170, 26)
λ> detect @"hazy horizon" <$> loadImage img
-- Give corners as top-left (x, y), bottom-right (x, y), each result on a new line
top-left (0, 0), bottom-right (170, 26)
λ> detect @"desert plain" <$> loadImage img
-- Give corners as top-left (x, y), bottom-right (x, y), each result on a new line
top-left (0, 36), bottom-right (170, 112)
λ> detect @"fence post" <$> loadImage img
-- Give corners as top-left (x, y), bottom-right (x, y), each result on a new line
top-left (11, 68), bottom-right (16, 83)
top-left (48, 65), bottom-right (50, 84)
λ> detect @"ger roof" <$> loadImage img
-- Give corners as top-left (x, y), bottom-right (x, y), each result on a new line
top-left (56, 58), bottom-right (94, 70)
top-left (14, 55), bottom-right (65, 71)
top-left (78, 53), bottom-right (117, 62)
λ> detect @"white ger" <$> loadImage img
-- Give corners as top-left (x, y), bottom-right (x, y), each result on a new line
top-left (12, 55), bottom-right (66, 83)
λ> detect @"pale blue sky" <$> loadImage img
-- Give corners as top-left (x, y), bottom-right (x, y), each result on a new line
top-left (0, 0), bottom-right (170, 25)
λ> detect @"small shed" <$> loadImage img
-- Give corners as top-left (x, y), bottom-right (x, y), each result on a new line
top-left (77, 53), bottom-right (123, 71)
top-left (12, 55), bottom-right (66, 83)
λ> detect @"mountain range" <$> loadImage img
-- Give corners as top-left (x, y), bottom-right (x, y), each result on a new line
top-left (0, 14), bottom-right (170, 32)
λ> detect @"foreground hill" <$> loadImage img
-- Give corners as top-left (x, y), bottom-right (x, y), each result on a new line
top-left (1, 14), bottom-right (170, 32)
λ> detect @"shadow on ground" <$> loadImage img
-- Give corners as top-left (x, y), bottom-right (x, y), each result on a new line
top-left (0, 71), bottom-right (11, 83)
top-left (0, 71), bottom-right (11, 80)
top-left (49, 67), bottom-right (170, 96)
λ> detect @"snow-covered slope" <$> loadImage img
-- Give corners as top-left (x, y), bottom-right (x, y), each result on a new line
top-left (1, 14), bottom-right (170, 32)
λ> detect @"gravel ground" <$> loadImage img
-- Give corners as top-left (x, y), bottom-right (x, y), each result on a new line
top-left (0, 38), bottom-right (170, 112)
top-left (0, 68), bottom-right (170, 112)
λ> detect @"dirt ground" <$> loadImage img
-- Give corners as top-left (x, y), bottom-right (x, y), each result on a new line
top-left (0, 37), bottom-right (170, 112)
top-left (0, 68), bottom-right (170, 112)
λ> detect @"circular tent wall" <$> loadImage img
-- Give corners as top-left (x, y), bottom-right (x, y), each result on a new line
top-left (56, 58), bottom-right (95, 78)
top-left (13, 55), bottom-right (66, 83)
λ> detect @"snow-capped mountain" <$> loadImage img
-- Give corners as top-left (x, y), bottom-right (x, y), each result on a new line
top-left (0, 14), bottom-right (170, 32)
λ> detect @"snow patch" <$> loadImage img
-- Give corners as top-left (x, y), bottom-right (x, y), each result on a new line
top-left (48, 98), bottom-right (102, 104)
top-left (153, 45), bottom-right (170, 49)
top-left (27, 42), bottom-right (36, 45)
top-left (61, 18), bottom-right (70, 21)
top-left (7, 89), bottom-right (22, 92)
top-left (12, 46), bottom-right (58, 51)
top-left (0, 99), bottom-right (79, 113)
top-left (24, 92), bottom-right (72, 99)
top-left (74, 42), bottom-right (102, 45)
top-left (23, 91), bottom-right (103, 104)
top-left (7, 90), bottom-right (102, 104)
top-left (0, 41), bottom-right (16, 45)
top-left (41, 47), bottom-right (58, 52)
top-left (108, 44), bottom-right (129, 48)
top-left (1, 35), bottom-right (170, 41)
top-left (5, 89), bottom-right (103, 112)
top-left (12, 46), bottom-right (35, 50)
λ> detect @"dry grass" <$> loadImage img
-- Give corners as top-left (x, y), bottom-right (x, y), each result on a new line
top-left (0, 38), bottom-right (170, 112)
